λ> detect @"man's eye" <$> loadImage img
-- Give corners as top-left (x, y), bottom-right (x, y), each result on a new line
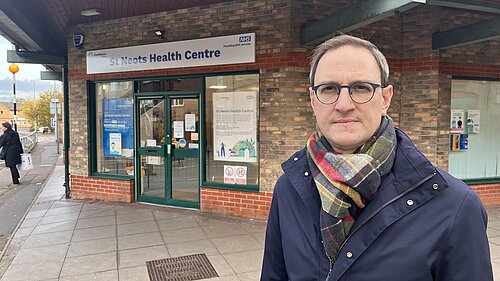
top-left (352, 84), bottom-right (371, 91)
top-left (321, 85), bottom-right (337, 92)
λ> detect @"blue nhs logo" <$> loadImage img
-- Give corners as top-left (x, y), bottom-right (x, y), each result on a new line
top-left (239, 35), bottom-right (252, 43)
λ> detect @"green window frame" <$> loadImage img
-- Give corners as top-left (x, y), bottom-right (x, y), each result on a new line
top-left (87, 71), bottom-right (260, 191)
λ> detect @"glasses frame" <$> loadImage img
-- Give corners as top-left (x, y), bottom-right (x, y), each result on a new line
top-left (310, 82), bottom-right (384, 105)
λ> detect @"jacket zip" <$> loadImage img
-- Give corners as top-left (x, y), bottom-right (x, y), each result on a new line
top-left (329, 171), bottom-right (437, 276)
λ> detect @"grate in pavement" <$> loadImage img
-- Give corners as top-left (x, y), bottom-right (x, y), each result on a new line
top-left (146, 253), bottom-right (218, 281)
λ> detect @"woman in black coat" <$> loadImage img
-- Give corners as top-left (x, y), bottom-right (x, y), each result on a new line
top-left (0, 122), bottom-right (23, 184)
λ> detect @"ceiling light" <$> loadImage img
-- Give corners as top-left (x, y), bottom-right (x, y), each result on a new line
top-left (209, 85), bottom-right (228, 89)
top-left (81, 8), bottom-right (101, 17)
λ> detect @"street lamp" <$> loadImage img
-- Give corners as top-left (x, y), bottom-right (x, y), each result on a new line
top-left (8, 63), bottom-right (19, 131)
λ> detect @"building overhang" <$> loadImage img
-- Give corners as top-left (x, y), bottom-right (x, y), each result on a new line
top-left (301, 0), bottom-right (500, 46)
top-left (432, 17), bottom-right (500, 50)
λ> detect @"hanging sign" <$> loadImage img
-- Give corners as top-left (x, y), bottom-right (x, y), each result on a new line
top-left (87, 33), bottom-right (255, 74)
top-left (103, 98), bottom-right (134, 157)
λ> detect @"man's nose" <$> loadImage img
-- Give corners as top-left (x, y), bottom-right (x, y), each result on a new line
top-left (335, 88), bottom-right (355, 111)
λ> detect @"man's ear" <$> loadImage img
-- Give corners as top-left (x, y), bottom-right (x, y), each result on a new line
top-left (382, 85), bottom-right (393, 116)
top-left (309, 87), bottom-right (317, 115)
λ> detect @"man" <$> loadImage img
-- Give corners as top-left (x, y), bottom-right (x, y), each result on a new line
top-left (261, 34), bottom-right (492, 280)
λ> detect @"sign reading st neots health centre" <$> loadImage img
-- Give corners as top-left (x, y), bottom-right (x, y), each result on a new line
top-left (86, 33), bottom-right (255, 74)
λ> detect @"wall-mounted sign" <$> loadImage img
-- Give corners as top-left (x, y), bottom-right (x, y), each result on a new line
top-left (86, 33), bottom-right (255, 74)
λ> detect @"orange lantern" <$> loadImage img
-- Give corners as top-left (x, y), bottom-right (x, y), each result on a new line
top-left (9, 63), bottom-right (19, 74)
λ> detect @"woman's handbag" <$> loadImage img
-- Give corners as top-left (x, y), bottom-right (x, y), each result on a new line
top-left (0, 148), bottom-right (5, 160)
top-left (20, 153), bottom-right (33, 170)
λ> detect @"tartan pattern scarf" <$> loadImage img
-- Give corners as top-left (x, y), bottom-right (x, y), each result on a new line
top-left (306, 116), bottom-right (397, 261)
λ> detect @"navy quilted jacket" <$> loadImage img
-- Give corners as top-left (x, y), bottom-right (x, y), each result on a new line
top-left (261, 129), bottom-right (492, 281)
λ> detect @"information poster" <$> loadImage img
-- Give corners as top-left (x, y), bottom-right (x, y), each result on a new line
top-left (466, 110), bottom-right (480, 134)
top-left (213, 92), bottom-right (257, 163)
top-left (103, 98), bottom-right (134, 157)
top-left (173, 121), bottom-right (184, 138)
top-left (450, 109), bottom-right (465, 133)
top-left (450, 134), bottom-right (468, 151)
top-left (185, 114), bottom-right (196, 132)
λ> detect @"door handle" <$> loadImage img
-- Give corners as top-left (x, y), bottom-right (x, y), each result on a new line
top-left (146, 149), bottom-right (156, 153)
top-left (167, 144), bottom-right (171, 155)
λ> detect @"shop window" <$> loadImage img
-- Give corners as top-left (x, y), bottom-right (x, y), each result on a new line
top-left (205, 74), bottom-right (259, 187)
top-left (93, 81), bottom-right (134, 176)
top-left (449, 79), bottom-right (500, 180)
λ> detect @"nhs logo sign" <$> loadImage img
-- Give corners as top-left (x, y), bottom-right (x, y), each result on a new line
top-left (239, 35), bottom-right (252, 43)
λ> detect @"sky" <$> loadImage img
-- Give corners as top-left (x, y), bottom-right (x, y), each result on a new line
top-left (0, 35), bottom-right (59, 102)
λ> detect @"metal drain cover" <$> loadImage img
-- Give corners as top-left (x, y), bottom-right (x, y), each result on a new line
top-left (146, 253), bottom-right (218, 281)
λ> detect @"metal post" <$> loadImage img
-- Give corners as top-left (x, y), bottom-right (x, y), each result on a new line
top-left (33, 80), bottom-right (37, 133)
top-left (63, 63), bottom-right (70, 199)
top-left (13, 72), bottom-right (17, 131)
top-left (53, 88), bottom-right (59, 154)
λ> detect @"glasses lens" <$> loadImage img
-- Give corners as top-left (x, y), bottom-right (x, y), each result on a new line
top-left (350, 82), bottom-right (375, 103)
top-left (317, 84), bottom-right (339, 104)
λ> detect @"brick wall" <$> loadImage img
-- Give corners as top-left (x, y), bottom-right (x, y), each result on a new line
top-left (201, 188), bottom-right (272, 220)
top-left (71, 175), bottom-right (134, 203)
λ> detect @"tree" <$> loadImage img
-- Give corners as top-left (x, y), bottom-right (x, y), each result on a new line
top-left (21, 89), bottom-right (63, 131)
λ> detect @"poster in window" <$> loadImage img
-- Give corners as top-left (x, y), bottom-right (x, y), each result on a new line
top-left (109, 133), bottom-right (122, 156)
top-left (185, 114), bottom-right (196, 132)
top-left (466, 110), bottom-right (480, 134)
top-left (450, 109), bottom-right (464, 133)
top-left (173, 121), bottom-right (184, 138)
top-left (450, 134), bottom-right (468, 151)
top-left (213, 92), bottom-right (257, 163)
top-left (103, 98), bottom-right (134, 157)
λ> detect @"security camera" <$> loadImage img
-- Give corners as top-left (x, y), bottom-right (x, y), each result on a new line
top-left (73, 34), bottom-right (84, 49)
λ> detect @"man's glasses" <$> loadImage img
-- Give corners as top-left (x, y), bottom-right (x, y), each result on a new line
top-left (310, 82), bottom-right (383, 104)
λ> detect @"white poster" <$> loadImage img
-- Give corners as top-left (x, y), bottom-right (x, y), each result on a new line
top-left (213, 92), bottom-right (257, 163)
top-left (467, 110), bottom-right (480, 134)
top-left (223, 165), bottom-right (247, 185)
top-left (109, 133), bottom-right (122, 156)
top-left (185, 114), bottom-right (196, 132)
top-left (450, 109), bottom-right (465, 133)
top-left (87, 33), bottom-right (255, 74)
top-left (173, 121), bottom-right (184, 138)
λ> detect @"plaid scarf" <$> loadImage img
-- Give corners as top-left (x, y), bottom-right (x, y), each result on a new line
top-left (306, 116), bottom-right (396, 261)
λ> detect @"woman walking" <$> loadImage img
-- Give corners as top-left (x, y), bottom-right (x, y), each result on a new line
top-left (0, 122), bottom-right (23, 184)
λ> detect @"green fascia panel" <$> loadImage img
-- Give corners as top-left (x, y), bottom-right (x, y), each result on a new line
top-left (7, 49), bottom-right (65, 65)
top-left (463, 177), bottom-right (500, 185)
top-left (432, 17), bottom-right (500, 50)
top-left (426, 0), bottom-right (500, 14)
top-left (301, 0), bottom-right (424, 46)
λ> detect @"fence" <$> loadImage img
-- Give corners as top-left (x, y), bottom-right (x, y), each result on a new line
top-left (20, 131), bottom-right (38, 152)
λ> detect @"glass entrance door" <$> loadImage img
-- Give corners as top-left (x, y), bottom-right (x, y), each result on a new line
top-left (135, 93), bottom-right (200, 208)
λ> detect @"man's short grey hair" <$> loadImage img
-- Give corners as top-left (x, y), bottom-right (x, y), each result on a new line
top-left (309, 34), bottom-right (390, 87)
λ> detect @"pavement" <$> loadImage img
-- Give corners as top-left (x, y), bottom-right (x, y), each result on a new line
top-left (0, 137), bottom-right (499, 280)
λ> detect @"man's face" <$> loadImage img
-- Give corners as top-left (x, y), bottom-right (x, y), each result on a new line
top-left (1, 126), bottom-right (6, 132)
top-left (310, 45), bottom-right (393, 153)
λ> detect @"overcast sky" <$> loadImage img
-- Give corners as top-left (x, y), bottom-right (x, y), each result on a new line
top-left (0, 36), bottom-right (59, 102)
